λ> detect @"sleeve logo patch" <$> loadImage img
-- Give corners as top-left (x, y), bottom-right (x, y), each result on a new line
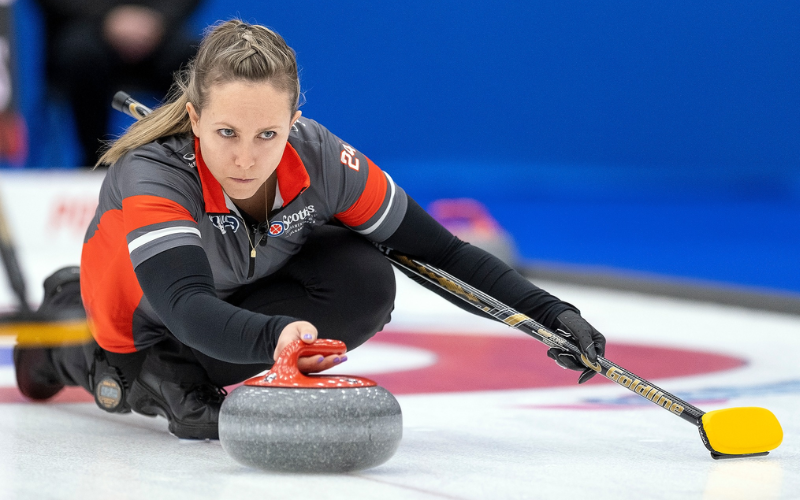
top-left (209, 215), bottom-right (240, 234)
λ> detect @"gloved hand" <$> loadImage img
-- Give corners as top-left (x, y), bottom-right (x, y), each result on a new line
top-left (546, 310), bottom-right (606, 384)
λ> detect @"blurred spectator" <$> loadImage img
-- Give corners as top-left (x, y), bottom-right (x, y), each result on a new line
top-left (36, 1), bottom-right (200, 166)
top-left (0, 1), bottom-right (27, 165)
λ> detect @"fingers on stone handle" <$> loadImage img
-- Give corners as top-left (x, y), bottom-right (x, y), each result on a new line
top-left (298, 323), bottom-right (317, 343)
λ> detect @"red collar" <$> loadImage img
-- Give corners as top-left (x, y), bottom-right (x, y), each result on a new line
top-left (194, 137), bottom-right (311, 214)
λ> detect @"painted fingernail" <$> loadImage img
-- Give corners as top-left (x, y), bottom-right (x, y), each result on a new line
top-left (317, 356), bottom-right (325, 363)
top-left (333, 357), bottom-right (341, 364)
top-left (303, 333), bottom-right (313, 340)
top-left (340, 355), bottom-right (348, 362)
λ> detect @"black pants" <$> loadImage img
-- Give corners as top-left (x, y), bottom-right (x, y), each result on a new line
top-left (53, 226), bottom-right (396, 395)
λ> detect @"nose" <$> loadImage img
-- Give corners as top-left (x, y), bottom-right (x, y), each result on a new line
top-left (234, 141), bottom-right (256, 169)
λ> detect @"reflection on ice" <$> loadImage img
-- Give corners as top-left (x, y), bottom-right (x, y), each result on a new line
top-left (704, 459), bottom-right (783, 500)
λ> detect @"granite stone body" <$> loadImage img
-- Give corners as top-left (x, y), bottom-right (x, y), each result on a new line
top-left (219, 385), bottom-right (402, 472)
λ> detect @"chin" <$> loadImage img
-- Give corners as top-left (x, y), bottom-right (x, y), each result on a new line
top-left (224, 183), bottom-right (260, 201)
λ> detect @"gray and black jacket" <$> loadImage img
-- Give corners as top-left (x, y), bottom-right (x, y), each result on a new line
top-left (81, 117), bottom-right (574, 362)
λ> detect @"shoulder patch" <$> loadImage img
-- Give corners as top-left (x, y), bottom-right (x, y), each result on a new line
top-left (209, 215), bottom-right (240, 234)
top-left (291, 119), bottom-right (307, 132)
top-left (182, 152), bottom-right (197, 167)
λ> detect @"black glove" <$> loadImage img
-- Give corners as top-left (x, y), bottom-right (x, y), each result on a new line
top-left (546, 310), bottom-right (606, 384)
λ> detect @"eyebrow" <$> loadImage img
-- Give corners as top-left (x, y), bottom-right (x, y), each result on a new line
top-left (211, 122), bottom-right (281, 132)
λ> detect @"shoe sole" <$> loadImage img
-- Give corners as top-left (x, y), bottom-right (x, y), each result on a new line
top-left (128, 380), bottom-right (219, 440)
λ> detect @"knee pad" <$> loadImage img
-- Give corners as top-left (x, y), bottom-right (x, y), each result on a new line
top-left (88, 348), bottom-right (130, 413)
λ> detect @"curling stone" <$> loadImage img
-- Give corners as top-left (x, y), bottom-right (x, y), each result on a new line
top-left (219, 339), bottom-right (402, 473)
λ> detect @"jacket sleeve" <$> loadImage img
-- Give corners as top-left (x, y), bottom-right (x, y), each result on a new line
top-left (382, 197), bottom-right (578, 330)
top-left (134, 245), bottom-right (295, 363)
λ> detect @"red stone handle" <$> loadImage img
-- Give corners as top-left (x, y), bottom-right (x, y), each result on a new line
top-left (273, 338), bottom-right (346, 377)
top-left (244, 339), bottom-right (377, 388)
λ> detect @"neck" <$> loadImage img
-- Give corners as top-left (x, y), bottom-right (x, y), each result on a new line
top-left (233, 173), bottom-right (277, 223)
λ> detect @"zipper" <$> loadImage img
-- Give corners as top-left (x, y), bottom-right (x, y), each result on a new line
top-left (239, 186), bottom-right (306, 279)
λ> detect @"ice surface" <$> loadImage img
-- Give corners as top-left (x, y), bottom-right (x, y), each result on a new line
top-left (1, 267), bottom-right (798, 499)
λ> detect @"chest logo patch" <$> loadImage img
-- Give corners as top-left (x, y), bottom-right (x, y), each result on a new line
top-left (268, 205), bottom-right (317, 238)
top-left (268, 221), bottom-right (285, 237)
top-left (210, 215), bottom-right (240, 234)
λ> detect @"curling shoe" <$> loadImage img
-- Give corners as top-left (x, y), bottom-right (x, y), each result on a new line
top-left (128, 370), bottom-right (227, 440)
top-left (14, 266), bottom-right (86, 401)
top-left (40, 266), bottom-right (82, 313)
top-left (13, 347), bottom-right (65, 401)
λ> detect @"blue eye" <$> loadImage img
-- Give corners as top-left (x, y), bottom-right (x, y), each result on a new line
top-left (260, 131), bottom-right (276, 140)
top-left (218, 129), bottom-right (235, 138)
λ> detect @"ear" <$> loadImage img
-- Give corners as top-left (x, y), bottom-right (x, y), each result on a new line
top-left (291, 110), bottom-right (302, 126)
top-left (186, 102), bottom-right (200, 137)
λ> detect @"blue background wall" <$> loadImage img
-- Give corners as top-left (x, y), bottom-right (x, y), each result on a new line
top-left (10, 0), bottom-right (800, 294)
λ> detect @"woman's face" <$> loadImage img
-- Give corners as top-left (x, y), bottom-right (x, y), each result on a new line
top-left (187, 80), bottom-right (301, 202)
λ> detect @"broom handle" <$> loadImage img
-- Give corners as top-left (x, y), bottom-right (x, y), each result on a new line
top-left (380, 247), bottom-right (706, 427)
top-left (0, 183), bottom-right (30, 313)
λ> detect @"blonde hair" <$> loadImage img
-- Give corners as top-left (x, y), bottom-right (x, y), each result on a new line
top-left (98, 20), bottom-right (301, 166)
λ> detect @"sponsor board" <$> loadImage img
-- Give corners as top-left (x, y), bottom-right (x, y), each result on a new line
top-left (0, 171), bottom-right (104, 306)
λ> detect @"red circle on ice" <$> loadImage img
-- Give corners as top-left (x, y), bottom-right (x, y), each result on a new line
top-left (363, 331), bottom-right (745, 395)
top-left (0, 330), bottom-right (745, 403)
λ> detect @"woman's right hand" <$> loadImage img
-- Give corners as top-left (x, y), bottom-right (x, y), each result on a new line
top-left (274, 321), bottom-right (347, 373)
